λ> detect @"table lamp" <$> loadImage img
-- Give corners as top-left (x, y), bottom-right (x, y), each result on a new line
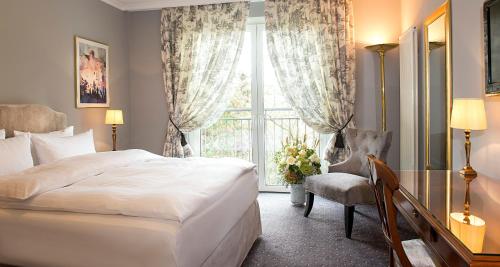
top-left (450, 98), bottom-right (487, 178)
top-left (450, 98), bottom-right (487, 224)
top-left (105, 109), bottom-right (124, 151)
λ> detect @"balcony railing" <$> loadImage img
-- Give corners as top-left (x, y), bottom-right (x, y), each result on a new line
top-left (200, 108), bottom-right (320, 186)
top-left (200, 114), bottom-right (253, 161)
top-left (263, 109), bottom-right (320, 186)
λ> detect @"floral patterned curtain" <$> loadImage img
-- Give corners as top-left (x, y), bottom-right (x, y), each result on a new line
top-left (265, 0), bottom-right (356, 164)
top-left (161, 2), bottom-right (249, 157)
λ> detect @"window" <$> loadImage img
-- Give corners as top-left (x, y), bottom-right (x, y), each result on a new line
top-left (189, 19), bottom-right (329, 192)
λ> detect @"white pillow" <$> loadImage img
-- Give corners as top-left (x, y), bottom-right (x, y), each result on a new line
top-left (31, 130), bottom-right (96, 165)
top-left (0, 129), bottom-right (5, 140)
top-left (0, 135), bottom-right (34, 176)
top-left (14, 126), bottom-right (74, 138)
top-left (14, 126), bottom-right (74, 165)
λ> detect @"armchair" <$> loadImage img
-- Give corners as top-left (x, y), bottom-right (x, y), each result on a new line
top-left (304, 128), bottom-right (392, 238)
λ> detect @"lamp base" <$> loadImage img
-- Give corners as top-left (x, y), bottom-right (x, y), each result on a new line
top-left (460, 167), bottom-right (477, 225)
top-left (112, 125), bottom-right (117, 151)
top-left (459, 167), bottom-right (477, 179)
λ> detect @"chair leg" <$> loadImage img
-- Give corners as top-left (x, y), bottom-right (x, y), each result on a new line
top-left (304, 192), bottom-right (314, 217)
top-left (344, 205), bottom-right (355, 239)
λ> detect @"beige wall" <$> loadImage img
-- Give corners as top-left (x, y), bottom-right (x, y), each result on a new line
top-left (451, 0), bottom-right (500, 179)
top-left (127, 11), bottom-right (166, 154)
top-left (353, 0), bottom-right (401, 169)
top-left (402, 0), bottom-right (500, 178)
top-left (0, 0), bottom-right (130, 151)
top-left (451, 0), bottom-right (500, 246)
top-left (401, 0), bottom-right (446, 33)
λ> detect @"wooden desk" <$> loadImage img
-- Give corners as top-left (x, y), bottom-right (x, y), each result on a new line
top-left (393, 171), bottom-right (500, 266)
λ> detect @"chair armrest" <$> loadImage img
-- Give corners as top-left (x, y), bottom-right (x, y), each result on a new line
top-left (328, 158), bottom-right (361, 176)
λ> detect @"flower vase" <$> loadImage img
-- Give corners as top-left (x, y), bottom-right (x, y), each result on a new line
top-left (290, 183), bottom-right (306, 206)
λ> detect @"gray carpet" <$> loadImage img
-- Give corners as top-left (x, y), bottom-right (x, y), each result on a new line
top-left (242, 193), bottom-right (417, 267)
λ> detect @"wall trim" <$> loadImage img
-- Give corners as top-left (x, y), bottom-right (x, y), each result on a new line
top-left (101, 0), bottom-right (126, 10)
top-left (101, 0), bottom-right (263, 11)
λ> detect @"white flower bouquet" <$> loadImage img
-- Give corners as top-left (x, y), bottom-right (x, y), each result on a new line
top-left (274, 134), bottom-right (322, 185)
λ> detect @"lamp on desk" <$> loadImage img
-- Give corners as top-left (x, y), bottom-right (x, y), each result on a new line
top-left (449, 98), bottom-right (487, 253)
top-left (105, 109), bottom-right (124, 151)
top-left (450, 98), bottom-right (487, 220)
top-left (450, 98), bottom-right (488, 178)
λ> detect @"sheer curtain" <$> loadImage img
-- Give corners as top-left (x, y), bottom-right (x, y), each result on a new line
top-left (160, 2), bottom-right (249, 157)
top-left (265, 0), bottom-right (356, 163)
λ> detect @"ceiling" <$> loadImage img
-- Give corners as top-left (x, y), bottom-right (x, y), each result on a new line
top-left (101, 0), bottom-right (258, 11)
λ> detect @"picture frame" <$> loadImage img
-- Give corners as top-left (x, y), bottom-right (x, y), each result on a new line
top-left (75, 36), bottom-right (110, 108)
top-left (484, 0), bottom-right (500, 96)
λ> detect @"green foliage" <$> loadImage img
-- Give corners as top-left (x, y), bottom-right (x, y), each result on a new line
top-left (273, 134), bottom-right (322, 185)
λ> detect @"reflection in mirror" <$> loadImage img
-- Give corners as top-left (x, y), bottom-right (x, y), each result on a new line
top-left (428, 15), bottom-right (447, 170)
top-left (424, 2), bottom-right (452, 171)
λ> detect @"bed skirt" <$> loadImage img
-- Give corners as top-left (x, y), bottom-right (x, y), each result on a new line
top-left (202, 200), bottom-right (262, 267)
top-left (0, 201), bottom-right (261, 267)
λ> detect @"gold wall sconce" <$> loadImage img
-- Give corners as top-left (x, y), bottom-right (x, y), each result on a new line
top-left (365, 43), bottom-right (398, 131)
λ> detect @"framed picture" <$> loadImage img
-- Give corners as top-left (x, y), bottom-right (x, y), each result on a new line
top-left (484, 0), bottom-right (500, 96)
top-left (75, 36), bottom-right (110, 108)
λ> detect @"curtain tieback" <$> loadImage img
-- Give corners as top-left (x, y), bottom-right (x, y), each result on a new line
top-left (334, 114), bottom-right (354, 149)
top-left (169, 117), bottom-right (188, 146)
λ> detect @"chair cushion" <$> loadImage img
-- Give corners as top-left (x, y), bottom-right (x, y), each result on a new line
top-left (324, 129), bottom-right (392, 177)
top-left (304, 173), bottom-right (375, 206)
top-left (346, 128), bottom-right (392, 177)
top-left (395, 239), bottom-right (438, 267)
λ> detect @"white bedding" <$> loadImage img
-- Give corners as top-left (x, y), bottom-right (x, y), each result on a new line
top-left (30, 129), bottom-right (95, 164)
top-left (0, 149), bottom-right (256, 223)
top-left (0, 135), bottom-right (34, 176)
top-left (0, 172), bottom-right (259, 267)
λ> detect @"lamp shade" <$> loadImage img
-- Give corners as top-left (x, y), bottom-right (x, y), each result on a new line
top-left (450, 98), bottom-right (487, 130)
top-left (105, 110), bottom-right (124, 125)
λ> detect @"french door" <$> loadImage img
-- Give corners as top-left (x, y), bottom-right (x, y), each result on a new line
top-left (190, 19), bottom-right (327, 192)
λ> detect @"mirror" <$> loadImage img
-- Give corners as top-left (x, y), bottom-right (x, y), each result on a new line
top-left (424, 2), bottom-right (452, 170)
top-left (485, 0), bottom-right (500, 95)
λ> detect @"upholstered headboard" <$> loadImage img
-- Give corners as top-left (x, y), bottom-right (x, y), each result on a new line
top-left (0, 104), bottom-right (67, 137)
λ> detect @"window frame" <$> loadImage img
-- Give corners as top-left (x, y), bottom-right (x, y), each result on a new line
top-left (189, 17), bottom-right (331, 192)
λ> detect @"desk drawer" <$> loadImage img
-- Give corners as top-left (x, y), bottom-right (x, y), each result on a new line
top-left (395, 193), bottom-right (436, 244)
top-left (394, 191), bottom-right (468, 267)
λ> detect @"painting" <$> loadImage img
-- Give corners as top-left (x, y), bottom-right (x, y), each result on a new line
top-left (75, 36), bottom-right (109, 108)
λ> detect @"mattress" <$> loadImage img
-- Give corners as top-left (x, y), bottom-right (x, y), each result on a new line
top-left (0, 171), bottom-right (259, 267)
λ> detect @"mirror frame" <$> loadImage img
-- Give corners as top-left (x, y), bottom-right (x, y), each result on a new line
top-left (484, 0), bottom-right (500, 96)
top-left (424, 1), bottom-right (453, 170)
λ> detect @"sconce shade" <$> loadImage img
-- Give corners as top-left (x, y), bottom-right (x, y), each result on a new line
top-left (450, 98), bottom-right (487, 130)
top-left (450, 212), bottom-right (486, 253)
top-left (105, 110), bottom-right (124, 125)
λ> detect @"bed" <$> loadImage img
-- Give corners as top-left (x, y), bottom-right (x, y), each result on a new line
top-left (0, 104), bottom-right (261, 267)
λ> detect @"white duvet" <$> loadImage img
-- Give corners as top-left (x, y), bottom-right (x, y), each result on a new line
top-left (0, 149), bottom-right (256, 223)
